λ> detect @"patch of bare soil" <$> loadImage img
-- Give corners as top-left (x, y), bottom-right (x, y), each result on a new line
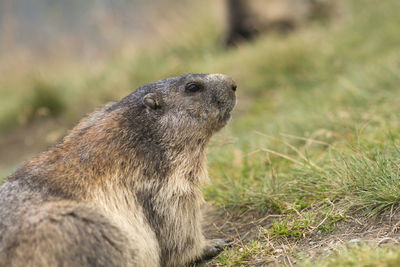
top-left (202, 205), bottom-right (400, 266)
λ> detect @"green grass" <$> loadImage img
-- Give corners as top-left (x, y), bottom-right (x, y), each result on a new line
top-left (205, 0), bottom-right (400, 263)
top-left (204, 0), bottom-right (400, 215)
top-left (212, 240), bottom-right (273, 266)
top-left (301, 244), bottom-right (400, 267)
top-left (2, 0), bottom-right (400, 265)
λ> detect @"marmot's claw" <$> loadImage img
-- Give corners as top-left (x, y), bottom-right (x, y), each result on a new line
top-left (210, 238), bottom-right (232, 250)
top-left (201, 238), bottom-right (231, 260)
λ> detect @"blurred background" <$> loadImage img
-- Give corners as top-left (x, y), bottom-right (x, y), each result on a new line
top-left (1, 0), bottom-right (201, 62)
top-left (0, 0), bottom-right (343, 177)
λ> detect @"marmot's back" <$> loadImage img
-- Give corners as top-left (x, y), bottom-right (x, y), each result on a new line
top-left (0, 74), bottom-right (237, 266)
top-left (0, 181), bottom-right (132, 266)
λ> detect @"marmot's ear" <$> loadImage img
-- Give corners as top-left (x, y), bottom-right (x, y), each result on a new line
top-left (143, 93), bottom-right (162, 110)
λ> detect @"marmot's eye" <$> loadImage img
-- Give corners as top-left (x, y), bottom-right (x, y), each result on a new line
top-left (185, 83), bottom-right (203, 93)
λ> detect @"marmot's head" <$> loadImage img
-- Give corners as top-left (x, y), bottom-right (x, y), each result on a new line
top-left (115, 74), bottom-right (237, 147)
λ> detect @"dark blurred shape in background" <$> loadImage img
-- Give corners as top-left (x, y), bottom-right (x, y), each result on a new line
top-left (224, 0), bottom-right (339, 47)
top-left (224, 0), bottom-right (258, 47)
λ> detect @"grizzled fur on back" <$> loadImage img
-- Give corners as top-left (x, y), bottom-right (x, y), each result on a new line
top-left (0, 73), bottom-right (236, 266)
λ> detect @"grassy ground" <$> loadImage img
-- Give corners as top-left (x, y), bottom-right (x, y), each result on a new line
top-left (1, 0), bottom-right (400, 265)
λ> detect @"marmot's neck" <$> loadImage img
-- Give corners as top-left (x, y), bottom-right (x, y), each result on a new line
top-left (19, 118), bottom-right (209, 200)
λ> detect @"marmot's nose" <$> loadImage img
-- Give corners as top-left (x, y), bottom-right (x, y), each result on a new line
top-left (224, 76), bottom-right (237, 92)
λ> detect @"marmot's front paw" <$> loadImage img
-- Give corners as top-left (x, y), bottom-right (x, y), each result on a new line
top-left (202, 238), bottom-right (232, 260)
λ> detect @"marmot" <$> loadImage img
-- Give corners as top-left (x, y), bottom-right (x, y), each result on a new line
top-left (0, 73), bottom-right (237, 266)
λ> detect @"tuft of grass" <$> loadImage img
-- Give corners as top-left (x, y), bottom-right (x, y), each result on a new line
top-left (320, 145), bottom-right (400, 216)
top-left (263, 207), bottom-right (345, 240)
top-left (266, 216), bottom-right (314, 239)
top-left (317, 212), bottom-right (344, 233)
top-left (211, 240), bottom-right (272, 266)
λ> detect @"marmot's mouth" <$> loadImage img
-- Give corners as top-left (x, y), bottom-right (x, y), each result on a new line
top-left (218, 104), bottom-right (235, 124)
top-left (213, 92), bottom-right (236, 125)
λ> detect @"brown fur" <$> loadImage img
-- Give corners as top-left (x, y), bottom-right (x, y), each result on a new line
top-left (0, 73), bottom-right (236, 266)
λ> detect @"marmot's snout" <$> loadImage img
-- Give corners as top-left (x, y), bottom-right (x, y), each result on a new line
top-left (207, 73), bottom-right (237, 92)
top-left (208, 73), bottom-right (236, 107)
top-left (204, 74), bottom-right (237, 126)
